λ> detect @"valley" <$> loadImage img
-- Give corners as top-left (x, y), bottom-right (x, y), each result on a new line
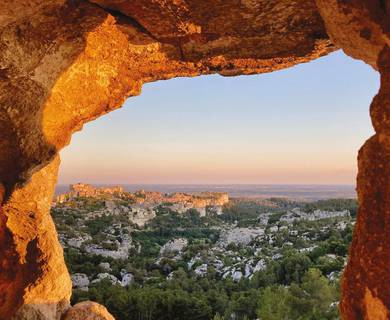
top-left (52, 184), bottom-right (357, 320)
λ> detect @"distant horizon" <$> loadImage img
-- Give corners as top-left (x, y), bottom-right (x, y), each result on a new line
top-left (57, 182), bottom-right (355, 186)
top-left (55, 183), bottom-right (356, 200)
top-left (58, 51), bottom-right (379, 185)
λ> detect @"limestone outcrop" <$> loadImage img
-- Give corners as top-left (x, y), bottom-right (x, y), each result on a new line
top-left (63, 301), bottom-right (114, 320)
top-left (0, 0), bottom-right (332, 199)
top-left (0, 0), bottom-right (388, 319)
top-left (340, 46), bottom-right (390, 320)
top-left (315, 1), bottom-right (390, 319)
top-left (316, 0), bottom-right (389, 69)
top-left (1, 156), bottom-right (71, 319)
top-left (56, 183), bottom-right (123, 202)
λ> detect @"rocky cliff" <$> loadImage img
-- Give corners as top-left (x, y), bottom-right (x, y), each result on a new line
top-left (56, 183), bottom-right (124, 202)
top-left (56, 186), bottom-right (229, 226)
top-left (0, 0), bottom-right (389, 319)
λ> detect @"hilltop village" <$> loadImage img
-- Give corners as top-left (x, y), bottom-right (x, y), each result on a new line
top-left (52, 184), bottom-right (356, 320)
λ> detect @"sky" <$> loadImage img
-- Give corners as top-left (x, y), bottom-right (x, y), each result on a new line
top-left (58, 50), bottom-right (379, 185)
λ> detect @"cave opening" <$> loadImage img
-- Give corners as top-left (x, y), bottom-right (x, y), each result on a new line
top-left (53, 50), bottom-right (379, 319)
top-left (2, 1), bottom-right (389, 318)
top-left (58, 51), bottom-right (378, 186)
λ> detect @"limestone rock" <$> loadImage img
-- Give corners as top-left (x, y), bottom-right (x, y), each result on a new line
top-left (98, 262), bottom-right (112, 272)
top-left (84, 236), bottom-right (132, 259)
top-left (315, 0), bottom-right (390, 69)
top-left (90, 0), bottom-right (333, 66)
top-left (314, 2), bottom-right (390, 318)
top-left (232, 271), bottom-right (243, 282)
top-left (160, 238), bottom-right (188, 256)
top-left (11, 300), bottom-right (70, 320)
top-left (63, 301), bottom-right (114, 320)
top-left (339, 47), bottom-right (390, 320)
top-left (91, 273), bottom-right (119, 285)
top-left (194, 264), bottom-right (208, 277)
top-left (128, 205), bottom-right (156, 227)
top-left (0, 0), bottom-right (333, 200)
top-left (120, 273), bottom-right (134, 287)
top-left (71, 273), bottom-right (90, 291)
top-left (219, 228), bottom-right (265, 247)
top-left (1, 157), bottom-right (72, 319)
top-left (0, 0), bottom-right (388, 318)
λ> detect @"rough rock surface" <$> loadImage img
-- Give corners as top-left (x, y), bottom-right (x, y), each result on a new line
top-left (0, 156), bottom-right (71, 320)
top-left (91, 273), bottom-right (119, 285)
top-left (160, 238), bottom-right (188, 255)
top-left (0, 0), bottom-right (388, 319)
top-left (219, 228), bottom-right (265, 247)
top-left (89, 0), bottom-right (332, 67)
top-left (71, 273), bottom-right (90, 290)
top-left (0, 0), bottom-right (333, 199)
top-left (314, 1), bottom-right (390, 318)
top-left (316, 0), bottom-right (390, 69)
top-left (63, 301), bottom-right (114, 320)
top-left (340, 46), bottom-right (390, 320)
top-left (0, 1), bottom-right (333, 317)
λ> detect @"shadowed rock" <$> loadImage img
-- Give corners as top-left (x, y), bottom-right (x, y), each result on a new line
top-left (0, 0), bottom-right (389, 319)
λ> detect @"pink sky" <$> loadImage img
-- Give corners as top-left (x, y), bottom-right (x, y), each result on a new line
top-left (58, 51), bottom-right (379, 185)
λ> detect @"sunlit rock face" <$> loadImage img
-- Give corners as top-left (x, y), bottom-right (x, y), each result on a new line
top-left (316, 0), bottom-right (390, 70)
top-left (62, 301), bottom-right (114, 320)
top-left (315, 1), bottom-right (390, 319)
top-left (1, 157), bottom-right (72, 320)
top-left (0, 0), bottom-right (333, 199)
top-left (341, 47), bottom-right (390, 320)
top-left (0, 0), bottom-right (388, 319)
top-left (89, 0), bottom-right (332, 67)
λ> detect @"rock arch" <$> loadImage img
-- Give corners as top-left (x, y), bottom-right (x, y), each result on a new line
top-left (0, 0), bottom-right (388, 319)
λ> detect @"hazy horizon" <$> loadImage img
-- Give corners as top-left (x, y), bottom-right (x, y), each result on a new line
top-left (57, 182), bottom-right (355, 185)
top-left (55, 183), bottom-right (356, 200)
top-left (58, 50), bottom-right (379, 185)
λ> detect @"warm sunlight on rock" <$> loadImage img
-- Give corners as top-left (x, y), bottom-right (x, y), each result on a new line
top-left (0, 0), bottom-right (389, 319)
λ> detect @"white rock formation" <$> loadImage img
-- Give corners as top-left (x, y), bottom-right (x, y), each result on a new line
top-left (160, 238), bottom-right (188, 256)
top-left (71, 273), bottom-right (90, 291)
top-left (213, 259), bottom-right (224, 270)
top-left (84, 235), bottom-right (132, 259)
top-left (280, 208), bottom-right (350, 223)
top-left (219, 228), bottom-right (264, 247)
top-left (194, 264), bottom-right (208, 277)
top-left (67, 235), bottom-right (92, 248)
top-left (253, 259), bottom-right (267, 273)
top-left (187, 256), bottom-right (201, 270)
top-left (128, 205), bottom-right (156, 227)
top-left (268, 226), bottom-right (278, 233)
top-left (91, 273), bottom-right (119, 285)
top-left (232, 271), bottom-right (243, 282)
top-left (244, 264), bottom-right (252, 278)
top-left (99, 262), bottom-right (112, 271)
top-left (121, 273), bottom-right (134, 286)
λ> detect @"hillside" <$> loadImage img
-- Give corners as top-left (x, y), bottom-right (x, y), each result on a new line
top-left (52, 189), bottom-right (356, 320)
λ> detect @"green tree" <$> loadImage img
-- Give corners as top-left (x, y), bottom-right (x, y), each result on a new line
top-left (251, 260), bottom-right (282, 287)
top-left (225, 289), bottom-right (260, 320)
top-left (289, 268), bottom-right (338, 320)
top-left (257, 286), bottom-right (291, 320)
top-left (281, 252), bottom-right (312, 284)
